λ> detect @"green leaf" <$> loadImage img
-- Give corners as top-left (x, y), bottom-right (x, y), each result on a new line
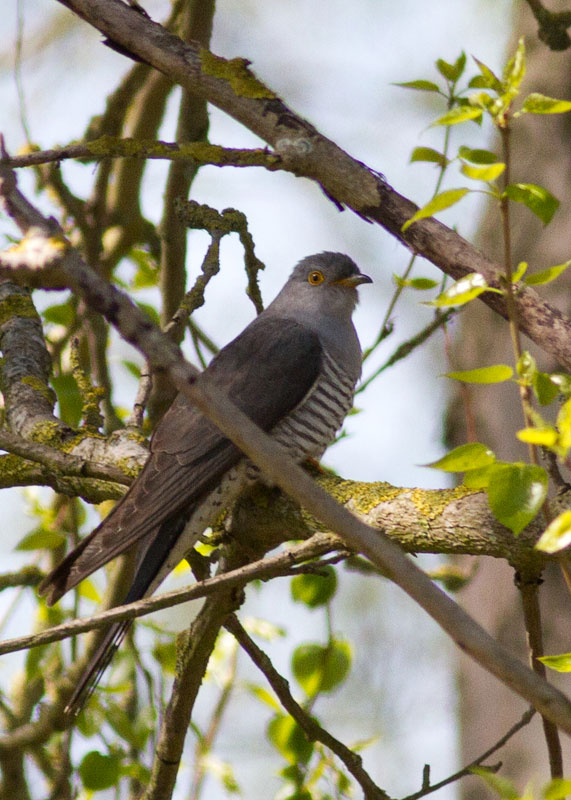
top-left (523, 260), bottom-right (570, 286)
top-left (436, 55), bottom-right (465, 82)
top-left (402, 188), bottom-right (469, 231)
top-left (246, 683), bottom-right (281, 712)
top-left (538, 653), bottom-right (571, 673)
top-left (424, 272), bottom-right (489, 307)
top-left (129, 248), bottom-right (159, 289)
top-left (292, 640), bottom-right (352, 696)
top-left (533, 372), bottom-right (560, 406)
top-left (432, 106), bottom-right (483, 127)
top-left (535, 511), bottom-right (571, 554)
top-left (425, 442), bottom-right (495, 472)
top-left (152, 641), bottom-right (177, 674)
top-left (79, 751), bottom-right (122, 791)
top-left (16, 527), bottom-right (66, 551)
top-left (512, 261), bottom-right (528, 282)
top-left (463, 465), bottom-right (495, 489)
top-left (291, 567), bottom-right (337, 608)
top-left (136, 301), bottom-right (160, 326)
top-left (516, 426), bottom-right (558, 447)
top-left (52, 374), bottom-right (82, 427)
top-left (504, 183), bottom-right (559, 225)
top-left (394, 79), bottom-right (440, 92)
top-left (410, 147), bottom-right (448, 167)
top-left (502, 37), bottom-right (526, 92)
top-left (557, 398), bottom-right (571, 451)
top-left (267, 715), bottom-right (313, 765)
top-left (520, 93), bottom-right (571, 115)
top-left (543, 779), bottom-right (571, 800)
top-left (43, 300), bottom-right (75, 327)
top-left (486, 463), bottom-right (548, 535)
top-left (472, 58), bottom-right (504, 93)
top-left (122, 359), bottom-right (142, 379)
top-left (457, 147), bottom-right (499, 164)
top-left (460, 162), bottom-right (505, 182)
top-left (471, 767), bottom-right (519, 799)
top-left (445, 365), bottom-right (513, 384)
top-left (393, 275), bottom-right (439, 290)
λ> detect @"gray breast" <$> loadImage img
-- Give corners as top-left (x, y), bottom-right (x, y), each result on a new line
top-left (271, 348), bottom-right (357, 461)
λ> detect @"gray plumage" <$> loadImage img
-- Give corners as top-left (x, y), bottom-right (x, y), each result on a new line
top-left (38, 252), bottom-right (372, 714)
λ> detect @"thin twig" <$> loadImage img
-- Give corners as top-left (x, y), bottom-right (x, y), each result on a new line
top-left (225, 614), bottom-right (390, 800)
top-left (0, 534), bottom-right (344, 657)
top-left (401, 707), bottom-right (536, 800)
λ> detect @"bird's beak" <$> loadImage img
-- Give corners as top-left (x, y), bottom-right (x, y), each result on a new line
top-left (334, 273), bottom-right (373, 288)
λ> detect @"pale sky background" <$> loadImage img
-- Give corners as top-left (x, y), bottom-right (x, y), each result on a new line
top-left (0, 1), bottom-right (516, 798)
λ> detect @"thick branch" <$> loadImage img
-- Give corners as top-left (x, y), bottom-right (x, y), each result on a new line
top-left (1, 162), bottom-right (571, 735)
top-left (51, 0), bottom-right (571, 371)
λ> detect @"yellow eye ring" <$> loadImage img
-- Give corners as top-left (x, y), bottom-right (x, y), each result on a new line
top-left (308, 270), bottom-right (324, 285)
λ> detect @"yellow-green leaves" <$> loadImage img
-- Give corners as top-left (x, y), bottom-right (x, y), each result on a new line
top-left (503, 183), bottom-right (559, 225)
top-left (519, 93), bottom-right (571, 115)
top-left (445, 365), bottom-right (513, 383)
top-left (395, 79), bottom-right (440, 92)
top-left (424, 273), bottom-right (489, 307)
top-left (460, 162), bottom-right (505, 182)
top-left (292, 640), bottom-right (352, 697)
top-left (486, 463), bottom-right (548, 535)
top-left (523, 260), bottom-right (570, 286)
top-left (402, 188), bottom-right (469, 231)
top-left (538, 652), bottom-right (571, 673)
top-left (268, 715), bottom-right (313, 765)
top-left (426, 442), bottom-right (495, 472)
top-left (393, 274), bottom-right (439, 290)
top-left (291, 567), bottom-right (337, 608)
top-left (535, 511), bottom-right (571, 554)
top-left (410, 147), bottom-right (448, 167)
top-left (433, 106), bottom-right (483, 127)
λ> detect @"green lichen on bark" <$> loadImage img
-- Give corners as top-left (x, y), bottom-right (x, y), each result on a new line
top-left (409, 484), bottom-right (474, 520)
top-left (0, 293), bottom-right (40, 326)
top-left (21, 376), bottom-right (57, 406)
top-left (199, 49), bottom-right (276, 99)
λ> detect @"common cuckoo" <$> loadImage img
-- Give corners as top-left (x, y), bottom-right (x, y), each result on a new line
top-left (39, 251), bottom-right (372, 714)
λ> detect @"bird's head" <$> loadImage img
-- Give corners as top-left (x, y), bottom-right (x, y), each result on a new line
top-left (278, 252), bottom-right (372, 320)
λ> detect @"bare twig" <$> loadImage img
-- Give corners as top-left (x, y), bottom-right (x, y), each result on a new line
top-left (225, 614), bottom-right (389, 800)
top-left (0, 534), bottom-right (344, 657)
top-left (401, 707), bottom-right (536, 800)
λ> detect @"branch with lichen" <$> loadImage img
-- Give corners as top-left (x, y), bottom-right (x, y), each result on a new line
top-left (2, 150), bottom-right (571, 740)
top-left (3, 137), bottom-right (281, 171)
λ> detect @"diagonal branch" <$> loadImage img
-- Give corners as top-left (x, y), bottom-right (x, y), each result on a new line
top-left (1, 162), bottom-right (571, 735)
top-left (51, 0), bottom-right (571, 371)
top-left (225, 613), bottom-right (389, 800)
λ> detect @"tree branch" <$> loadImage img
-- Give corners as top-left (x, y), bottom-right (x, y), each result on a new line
top-left (225, 613), bottom-right (389, 800)
top-left (51, 0), bottom-right (571, 371)
top-left (1, 162), bottom-right (571, 735)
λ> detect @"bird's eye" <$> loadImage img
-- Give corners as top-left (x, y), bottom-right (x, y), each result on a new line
top-left (308, 270), bottom-right (325, 285)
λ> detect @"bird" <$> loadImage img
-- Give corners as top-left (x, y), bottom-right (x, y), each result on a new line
top-left (38, 251), bottom-right (372, 715)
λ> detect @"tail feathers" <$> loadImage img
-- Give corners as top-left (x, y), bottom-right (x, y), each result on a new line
top-left (64, 619), bottom-right (132, 718)
top-left (64, 512), bottom-right (190, 717)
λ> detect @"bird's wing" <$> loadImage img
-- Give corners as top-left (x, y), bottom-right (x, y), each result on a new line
top-left (39, 317), bottom-right (322, 604)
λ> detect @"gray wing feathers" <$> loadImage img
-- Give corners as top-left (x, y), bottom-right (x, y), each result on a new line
top-left (39, 317), bottom-right (322, 605)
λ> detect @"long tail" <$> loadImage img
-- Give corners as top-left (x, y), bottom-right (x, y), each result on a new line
top-left (64, 512), bottom-right (188, 717)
